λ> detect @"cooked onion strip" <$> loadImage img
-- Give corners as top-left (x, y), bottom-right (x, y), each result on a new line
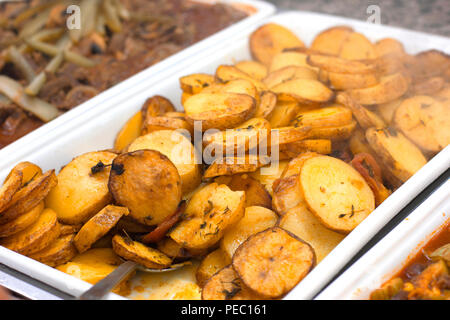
top-left (7, 46), bottom-right (36, 83)
top-left (19, 8), bottom-right (51, 39)
top-left (102, 0), bottom-right (122, 33)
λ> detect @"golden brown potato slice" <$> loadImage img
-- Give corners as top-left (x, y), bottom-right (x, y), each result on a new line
top-left (278, 203), bottom-right (345, 263)
top-left (366, 127), bottom-right (428, 183)
top-left (112, 234), bottom-right (172, 269)
top-left (59, 224), bottom-right (82, 236)
top-left (46, 151), bottom-right (116, 225)
top-left (169, 183), bottom-right (245, 250)
top-left (270, 52), bottom-right (316, 73)
top-left (339, 32), bottom-right (377, 60)
top-left (255, 91), bottom-right (277, 119)
top-left (263, 66), bottom-right (318, 89)
top-left (196, 249), bottom-right (231, 287)
top-left (109, 150), bottom-right (182, 226)
top-left (307, 120), bottom-right (357, 141)
top-left (0, 167), bottom-right (22, 213)
top-left (221, 79), bottom-right (259, 101)
top-left (249, 161), bottom-right (288, 196)
top-left (279, 139), bottom-right (331, 160)
top-left (128, 130), bottom-right (201, 194)
top-left (115, 216), bottom-right (153, 234)
top-left (0, 170), bottom-right (57, 225)
top-left (183, 92), bottom-right (256, 131)
top-left (0, 201), bottom-right (43, 238)
top-left (329, 72), bottom-right (379, 90)
top-left (272, 79), bottom-right (334, 104)
top-left (346, 73), bottom-right (409, 105)
top-left (74, 205), bottom-right (129, 253)
top-left (299, 156), bottom-right (375, 233)
top-left (6, 162), bottom-right (42, 187)
top-left (114, 111), bottom-right (143, 152)
top-left (411, 77), bottom-right (445, 96)
top-left (349, 128), bottom-right (374, 156)
top-left (250, 23), bottom-right (305, 66)
top-left (394, 95), bottom-right (449, 153)
top-left (235, 60), bottom-right (268, 81)
top-left (142, 113), bottom-right (193, 137)
top-left (180, 73), bottom-right (216, 94)
top-left (291, 104), bottom-right (353, 128)
top-left (29, 234), bottom-right (77, 267)
top-left (202, 265), bottom-right (263, 300)
top-left (156, 237), bottom-right (207, 259)
top-left (0, 208), bottom-right (60, 256)
top-left (377, 98), bottom-right (403, 124)
top-left (141, 95), bottom-right (175, 118)
top-left (203, 156), bottom-right (269, 179)
top-left (375, 38), bottom-right (405, 57)
top-left (310, 26), bottom-right (354, 55)
top-left (405, 50), bottom-right (450, 82)
top-left (221, 206), bottom-right (277, 259)
top-left (215, 65), bottom-right (267, 92)
top-left (232, 227), bottom-right (315, 298)
top-left (336, 92), bottom-right (385, 129)
top-left (307, 54), bottom-right (377, 74)
top-left (268, 101), bottom-right (301, 128)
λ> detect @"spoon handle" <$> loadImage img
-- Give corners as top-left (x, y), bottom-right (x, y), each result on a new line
top-left (78, 260), bottom-right (138, 300)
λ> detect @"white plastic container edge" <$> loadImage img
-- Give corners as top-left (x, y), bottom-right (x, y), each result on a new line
top-left (0, 11), bottom-right (449, 300)
top-left (316, 178), bottom-right (450, 300)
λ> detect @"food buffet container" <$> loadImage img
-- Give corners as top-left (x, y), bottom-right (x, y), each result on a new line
top-left (0, 11), bottom-right (449, 300)
top-left (316, 178), bottom-right (450, 300)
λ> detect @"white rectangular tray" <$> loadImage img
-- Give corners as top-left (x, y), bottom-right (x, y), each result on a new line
top-left (0, 11), bottom-right (449, 300)
top-left (316, 178), bottom-right (450, 300)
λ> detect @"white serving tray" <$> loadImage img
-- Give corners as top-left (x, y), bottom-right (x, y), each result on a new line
top-left (0, 11), bottom-right (449, 300)
top-left (316, 178), bottom-right (450, 300)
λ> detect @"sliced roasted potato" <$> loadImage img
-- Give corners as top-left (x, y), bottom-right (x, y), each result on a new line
top-left (346, 73), bottom-right (409, 105)
top-left (180, 74), bottom-right (216, 94)
top-left (1, 170), bottom-right (57, 224)
top-left (203, 156), bottom-right (269, 179)
top-left (221, 206), bottom-right (277, 259)
top-left (349, 128), bottom-right (374, 156)
top-left (255, 91), bottom-right (277, 119)
top-left (272, 79), bottom-right (334, 104)
top-left (108, 150), bottom-right (182, 226)
top-left (128, 130), bottom-right (201, 194)
top-left (114, 111), bottom-right (143, 152)
top-left (156, 237), bottom-right (208, 259)
top-left (249, 23), bottom-right (305, 66)
top-left (59, 223), bottom-right (82, 236)
top-left (411, 77), bottom-right (445, 96)
top-left (263, 66), bottom-right (318, 89)
top-left (112, 234), bottom-right (172, 269)
top-left (221, 79), bottom-right (259, 100)
top-left (142, 113), bottom-right (193, 137)
top-left (279, 139), bottom-right (331, 160)
top-left (299, 155), bottom-right (375, 233)
top-left (0, 201), bottom-right (44, 238)
top-left (248, 160), bottom-right (289, 196)
top-left (29, 234), bottom-right (77, 267)
top-left (268, 101), bottom-right (301, 128)
top-left (377, 98), bottom-right (403, 124)
top-left (329, 72), bottom-right (379, 90)
top-left (0, 208), bottom-right (60, 256)
top-left (310, 26), bottom-right (354, 55)
top-left (0, 167), bottom-right (22, 213)
top-left (141, 95), bottom-right (175, 118)
top-left (307, 120), bottom-right (357, 141)
top-left (74, 205), bottom-right (129, 253)
top-left (183, 92), bottom-right (256, 131)
top-left (291, 104), bottom-right (353, 128)
top-left (339, 32), bottom-right (377, 60)
top-left (196, 249), bottom-right (231, 287)
top-left (5, 161), bottom-right (42, 187)
top-left (375, 38), bottom-right (405, 57)
top-left (270, 52), bottom-right (316, 73)
top-left (366, 127), bottom-right (428, 183)
top-left (278, 203), bottom-right (345, 263)
top-left (336, 92), bottom-right (385, 129)
top-left (168, 183), bottom-right (245, 250)
top-left (232, 227), bottom-right (315, 299)
top-left (307, 54), bottom-right (377, 74)
top-left (115, 216), bottom-right (153, 234)
top-left (235, 60), bottom-right (268, 81)
top-left (46, 151), bottom-right (116, 225)
top-left (215, 65), bottom-right (267, 92)
top-left (202, 265), bottom-right (263, 300)
top-left (394, 95), bottom-right (450, 152)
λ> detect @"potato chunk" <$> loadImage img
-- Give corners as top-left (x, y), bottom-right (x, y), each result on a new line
top-left (272, 79), bottom-right (334, 104)
top-left (114, 111), bottom-right (143, 152)
top-left (0, 201), bottom-right (43, 238)
top-left (29, 234), bottom-right (77, 267)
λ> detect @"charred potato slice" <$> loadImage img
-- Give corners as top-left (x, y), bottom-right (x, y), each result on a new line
top-left (108, 150), bottom-right (182, 226)
top-left (310, 26), bottom-right (354, 55)
top-left (0, 201), bottom-right (44, 238)
top-left (202, 265), bottom-right (263, 300)
top-left (169, 183), bottom-right (245, 250)
top-left (74, 205), bottom-right (129, 253)
top-left (278, 203), bottom-right (345, 263)
top-left (221, 206), bottom-right (277, 259)
top-left (196, 249), bottom-right (231, 287)
top-left (46, 151), bottom-right (116, 225)
top-left (272, 79), bottom-right (334, 104)
top-left (232, 227), bottom-right (315, 299)
top-left (235, 60), bottom-right (268, 81)
top-left (180, 74), bottom-right (215, 94)
top-left (112, 234), bottom-right (172, 269)
top-left (128, 130), bottom-right (201, 194)
top-left (394, 95), bottom-right (450, 153)
top-left (29, 234), bottom-right (77, 267)
top-left (250, 23), bottom-right (305, 66)
top-left (114, 111), bottom-right (143, 152)
top-left (0, 208), bottom-right (60, 256)
top-left (299, 155), bottom-right (375, 233)
top-left (366, 127), bottom-right (427, 183)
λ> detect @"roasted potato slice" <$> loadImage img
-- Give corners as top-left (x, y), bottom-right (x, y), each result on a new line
top-left (307, 54), bottom-right (377, 74)
top-left (268, 101), bottom-right (301, 128)
top-left (114, 111), bottom-right (143, 152)
top-left (310, 26), bottom-right (354, 55)
top-left (299, 155), bottom-right (375, 233)
top-left (115, 216), bottom-right (153, 234)
top-left (74, 205), bottom-right (129, 253)
top-left (5, 161), bottom-right (42, 187)
top-left (0, 208), bottom-right (60, 256)
top-left (221, 206), bottom-right (277, 259)
top-left (339, 32), bottom-right (377, 60)
top-left (183, 92), bottom-right (256, 131)
top-left (142, 113), bottom-right (193, 137)
top-left (109, 150), bottom-right (182, 226)
top-left (0, 201), bottom-right (43, 238)
top-left (215, 65), bottom-right (267, 92)
top-left (196, 249), bottom-right (231, 287)
top-left (279, 139), bottom-right (331, 160)
top-left (141, 95), bottom-right (175, 118)
top-left (255, 91), bottom-right (277, 119)
top-left (307, 120), bottom-right (357, 141)
top-left (278, 203), bottom-right (345, 263)
top-left (291, 104), bottom-right (353, 128)
top-left (128, 130), bottom-right (201, 194)
top-left (168, 183), bottom-right (245, 250)
top-left (202, 265), bottom-right (263, 300)
top-left (221, 79), bottom-right (259, 101)
top-left (411, 77), bottom-right (445, 96)
top-left (180, 74), bottom-right (216, 94)
top-left (112, 234), bottom-right (172, 269)
top-left (0, 166), bottom-right (22, 213)
top-left (336, 92), bottom-right (385, 129)
top-left (46, 151), bottom-right (116, 225)
top-left (329, 72), bottom-right (379, 90)
top-left (156, 237), bottom-right (207, 259)
top-left (250, 23), bottom-right (305, 66)
top-left (377, 98), bottom-right (403, 124)
top-left (1, 170), bottom-right (57, 224)
top-left (249, 161), bottom-right (289, 196)
top-left (59, 224), bottom-right (82, 236)
top-left (349, 128), bottom-right (374, 156)
top-left (375, 38), bottom-right (405, 57)
top-left (272, 79), bottom-right (334, 104)
top-left (203, 156), bottom-right (269, 179)
top-left (366, 127), bottom-right (428, 183)
top-left (29, 234), bottom-right (77, 267)
top-left (263, 66), bottom-right (318, 89)
top-left (235, 60), bottom-right (268, 81)
top-left (270, 52), bottom-right (316, 73)
top-left (232, 227), bottom-right (315, 299)
top-left (394, 95), bottom-right (450, 153)
top-left (346, 73), bottom-right (409, 105)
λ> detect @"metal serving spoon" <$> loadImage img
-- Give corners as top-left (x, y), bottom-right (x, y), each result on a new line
top-left (78, 260), bottom-right (191, 300)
